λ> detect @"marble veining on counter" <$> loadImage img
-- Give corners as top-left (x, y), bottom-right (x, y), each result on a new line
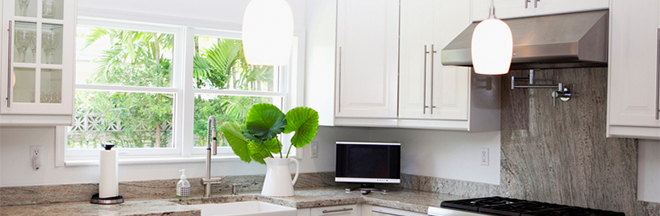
top-left (0, 172), bottom-right (338, 207)
top-left (0, 187), bottom-right (467, 216)
top-left (0, 199), bottom-right (199, 216)
top-left (175, 186), bottom-right (466, 213)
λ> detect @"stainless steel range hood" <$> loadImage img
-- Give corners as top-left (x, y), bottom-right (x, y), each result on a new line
top-left (441, 10), bottom-right (609, 69)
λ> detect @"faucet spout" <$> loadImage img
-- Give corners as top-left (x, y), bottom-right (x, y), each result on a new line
top-left (207, 116), bottom-right (217, 155)
top-left (203, 116), bottom-right (222, 198)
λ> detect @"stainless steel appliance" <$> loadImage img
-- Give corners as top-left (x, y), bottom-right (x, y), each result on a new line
top-left (428, 196), bottom-right (625, 216)
top-left (441, 10), bottom-right (609, 70)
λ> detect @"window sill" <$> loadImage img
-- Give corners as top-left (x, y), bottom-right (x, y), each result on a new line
top-left (64, 155), bottom-right (242, 167)
top-left (63, 151), bottom-right (301, 167)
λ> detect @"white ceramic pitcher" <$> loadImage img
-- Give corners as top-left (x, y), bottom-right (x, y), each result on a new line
top-left (261, 158), bottom-right (299, 197)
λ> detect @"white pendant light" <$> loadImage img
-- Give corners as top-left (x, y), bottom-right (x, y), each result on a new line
top-left (471, 0), bottom-right (513, 75)
top-left (242, 0), bottom-right (294, 66)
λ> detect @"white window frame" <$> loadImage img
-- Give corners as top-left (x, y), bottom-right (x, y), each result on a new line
top-left (189, 27), bottom-right (288, 155)
top-left (56, 17), bottom-right (298, 166)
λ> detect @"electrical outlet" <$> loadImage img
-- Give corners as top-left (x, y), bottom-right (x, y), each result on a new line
top-left (310, 142), bottom-right (319, 158)
top-left (30, 145), bottom-right (42, 170)
top-left (480, 148), bottom-right (489, 166)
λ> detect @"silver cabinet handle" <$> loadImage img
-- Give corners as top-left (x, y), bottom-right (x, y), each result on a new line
top-left (656, 29), bottom-right (660, 120)
top-left (430, 44), bottom-right (437, 114)
top-left (535, 0), bottom-right (540, 8)
top-left (6, 20), bottom-right (12, 108)
top-left (525, 0), bottom-right (531, 8)
top-left (372, 210), bottom-right (407, 216)
top-left (338, 46), bottom-right (342, 113)
top-left (322, 208), bottom-right (353, 214)
top-left (423, 45), bottom-right (429, 114)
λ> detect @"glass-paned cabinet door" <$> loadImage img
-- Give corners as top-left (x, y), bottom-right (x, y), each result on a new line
top-left (1, 0), bottom-right (74, 115)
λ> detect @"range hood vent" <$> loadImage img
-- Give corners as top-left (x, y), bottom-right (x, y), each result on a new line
top-left (441, 10), bottom-right (609, 70)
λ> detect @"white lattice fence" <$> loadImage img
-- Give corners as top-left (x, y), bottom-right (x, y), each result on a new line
top-left (67, 109), bottom-right (173, 148)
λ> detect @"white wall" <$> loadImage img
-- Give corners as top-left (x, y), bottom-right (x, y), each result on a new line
top-left (77, 0), bottom-right (307, 32)
top-left (369, 129), bottom-right (501, 185)
top-left (638, 139), bottom-right (660, 202)
top-left (0, 126), bottom-right (371, 187)
top-left (0, 126), bottom-right (501, 187)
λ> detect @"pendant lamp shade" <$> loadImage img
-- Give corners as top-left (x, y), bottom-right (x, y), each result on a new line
top-left (242, 0), bottom-right (294, 66)
top-left (471, 13), bottom-right (513, 75)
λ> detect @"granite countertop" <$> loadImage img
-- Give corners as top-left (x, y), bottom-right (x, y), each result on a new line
top-left (0, 187), bottom-right (467, 216)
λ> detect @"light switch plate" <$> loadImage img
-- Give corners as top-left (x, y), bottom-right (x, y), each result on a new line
top-left (480, 148), bottom-right (489, 166)
top-left (310, 142), bottom-right (319, 158)
top-left (30, 145), bottom-right (42, 170)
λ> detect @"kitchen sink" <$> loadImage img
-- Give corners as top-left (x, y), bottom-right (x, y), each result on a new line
top-left (190, 201), bottom-right (297, 216)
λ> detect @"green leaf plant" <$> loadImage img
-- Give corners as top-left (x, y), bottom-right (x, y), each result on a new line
top-left (220, 103), bottom-right (319, 164)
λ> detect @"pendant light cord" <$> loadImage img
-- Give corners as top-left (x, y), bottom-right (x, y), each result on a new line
top-left (489, 0), bottom-right (496, 19)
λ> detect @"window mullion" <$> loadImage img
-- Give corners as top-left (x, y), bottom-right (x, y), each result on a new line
top-left (179, 26), bottom-right (196, 157)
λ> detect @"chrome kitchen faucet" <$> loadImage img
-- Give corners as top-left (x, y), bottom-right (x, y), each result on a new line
top-left (202, 116), bottom-right (225, 197)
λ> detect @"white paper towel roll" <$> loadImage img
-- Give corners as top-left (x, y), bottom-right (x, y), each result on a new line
top-left (99, 149), bottom-right (118, 198)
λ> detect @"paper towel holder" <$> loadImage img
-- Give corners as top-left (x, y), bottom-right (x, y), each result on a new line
top-left (90, 193), bottom-right (124, 204)
top-left (91, 143), bottom-right (124, 204)
top-left (103, 143), bottom-right (114, 150)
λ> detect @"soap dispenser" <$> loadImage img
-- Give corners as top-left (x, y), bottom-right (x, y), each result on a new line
top-left (176, 169), bottom-right (190, 198)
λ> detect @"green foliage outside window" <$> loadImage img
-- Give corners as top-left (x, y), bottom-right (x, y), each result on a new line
top-left (68, 28), bottom-right (275, 149)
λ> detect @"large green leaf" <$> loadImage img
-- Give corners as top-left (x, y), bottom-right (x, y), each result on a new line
top-left (264, 137), bottom-right (282, 154)
top-left (220, 122), bottom-right (251, 163)
top-left (245, 103), bottom-right (286, 143)
top-left (284, 107), bottom-right (319, 148)
top-left (248, 142), bottom-right (269, 165)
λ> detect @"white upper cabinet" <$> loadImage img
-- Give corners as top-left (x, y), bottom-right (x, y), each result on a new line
top-left (431, 0), bottom-right (470, 120)
top-left (607, 0), bottom-right (660, 139)
top-left (400, 0), bottom-right (469, 120)
top-left (399, 0), bottom-right (434, 119)
top-left (335, 0), bottom-right (399, 127)
top-left (0, 0), bottom-right (76, 126)
top-left (398, 0), bottom-right (499, 131)
top-left (472, 0), bottom-right (609, 21)
top-left (304, 0), bottom-right (337, 126)
top-left (305, 0), bottom-right (499, 130)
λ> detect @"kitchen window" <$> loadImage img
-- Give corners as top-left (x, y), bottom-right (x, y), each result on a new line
top-left (57, 18), bottom-right (294, 164)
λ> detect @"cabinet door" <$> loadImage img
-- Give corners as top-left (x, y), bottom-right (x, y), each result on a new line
top-left (1, 0), bottom-right (74, 115)
top-left (399, 0), bottom-right (434, 119)
top-left (472, 0), bottom-right (534, 21)
top-left (534, 0), bottom-right (608, 16)
top-left (298, 208), bottom-right (311, 216)
top-left (431, 0), bottom-right (470, 120)
top-left (310, 205), bottom-right (358, 216)
top-left (336, 0), bottom-right (398, 118)
top-left (608, 0), bottom-right (660, 138)
top-left (305, 0), bottom-right (337, 126)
